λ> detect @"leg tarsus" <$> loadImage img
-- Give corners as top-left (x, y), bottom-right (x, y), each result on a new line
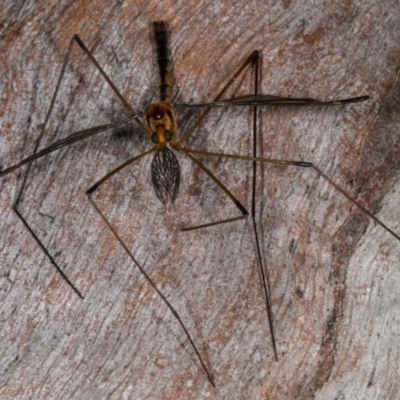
top-left (13, 207), bottom-right (84, 299)
top-left (182, 216), bottom-right (246, 232)
top-left (86, 192), bottom-right (215, 386)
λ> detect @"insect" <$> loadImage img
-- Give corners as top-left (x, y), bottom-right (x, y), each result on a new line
top-left (1, 21), bottom-right (397, 387)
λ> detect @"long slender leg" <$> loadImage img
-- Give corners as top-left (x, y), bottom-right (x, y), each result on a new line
top-left (177, 147), bottom-right (311, 231)
top-left (12, 35), bottom-right (144, 298)
top-left (180, 148), bottom-right (400, 242)
top-left (72, 35), bottom-right (150, 139)
top-left (179, 147), bottom-right (249, 220)
top-left (179, 129), bottom-right (399, 362)
top-left (180, 144), bottom-right (400, 361)
top-left (249, 52), bottom-right (278, 360)
top-left (178, 52), bottom-right (279, 360)
top-left (177, 51), bottom-right (259, 145)
top-left (86, 150), bottom-right (215, 387)
top-left (86, 148), bottom-right (155, 194)
top-left (13, 35), bottom-right (88, 298)
top-left (170, 51), bottom-right (266, 230)
top-left (172, 50), bottom-right (261, 231)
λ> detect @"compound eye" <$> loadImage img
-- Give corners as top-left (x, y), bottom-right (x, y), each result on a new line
top-left (151, 132), bottom-right (159, 144)
top-left (165, 130), bottom-right (173, 142)
top-left (153, 111), bottom-right (163, 120)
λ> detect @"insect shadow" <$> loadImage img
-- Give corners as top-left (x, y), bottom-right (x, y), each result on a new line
top-left (1, 21), bottom-right (397, 387)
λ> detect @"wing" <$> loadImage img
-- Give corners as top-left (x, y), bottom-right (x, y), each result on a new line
top-left (175, 94), bottom-right (369, 108)
top-left (0, 114), bottom-right (138, 177)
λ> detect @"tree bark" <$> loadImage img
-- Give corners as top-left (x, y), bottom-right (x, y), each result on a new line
top-left (0, 1), bottom-right (399, 399)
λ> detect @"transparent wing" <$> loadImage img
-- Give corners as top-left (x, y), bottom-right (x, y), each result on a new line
top-left (175, 94), bottom-right (369, 108)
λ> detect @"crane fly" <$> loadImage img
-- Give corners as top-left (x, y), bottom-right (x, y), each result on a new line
top-left (1, 21), bottom-right (397, 387)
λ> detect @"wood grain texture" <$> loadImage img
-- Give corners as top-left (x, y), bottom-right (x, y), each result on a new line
top-left (0, 1), bottom-right (399, 399)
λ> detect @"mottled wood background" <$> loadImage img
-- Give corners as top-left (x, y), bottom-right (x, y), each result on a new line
top-left (0, 1), bottom-right (399, 399)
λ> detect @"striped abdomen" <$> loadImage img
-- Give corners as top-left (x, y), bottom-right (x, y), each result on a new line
top-left (153, 21), bottom-right (172, 103)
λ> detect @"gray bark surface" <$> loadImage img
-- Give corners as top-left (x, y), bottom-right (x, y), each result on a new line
top-left (0, 1), bottom-right (399, 399)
